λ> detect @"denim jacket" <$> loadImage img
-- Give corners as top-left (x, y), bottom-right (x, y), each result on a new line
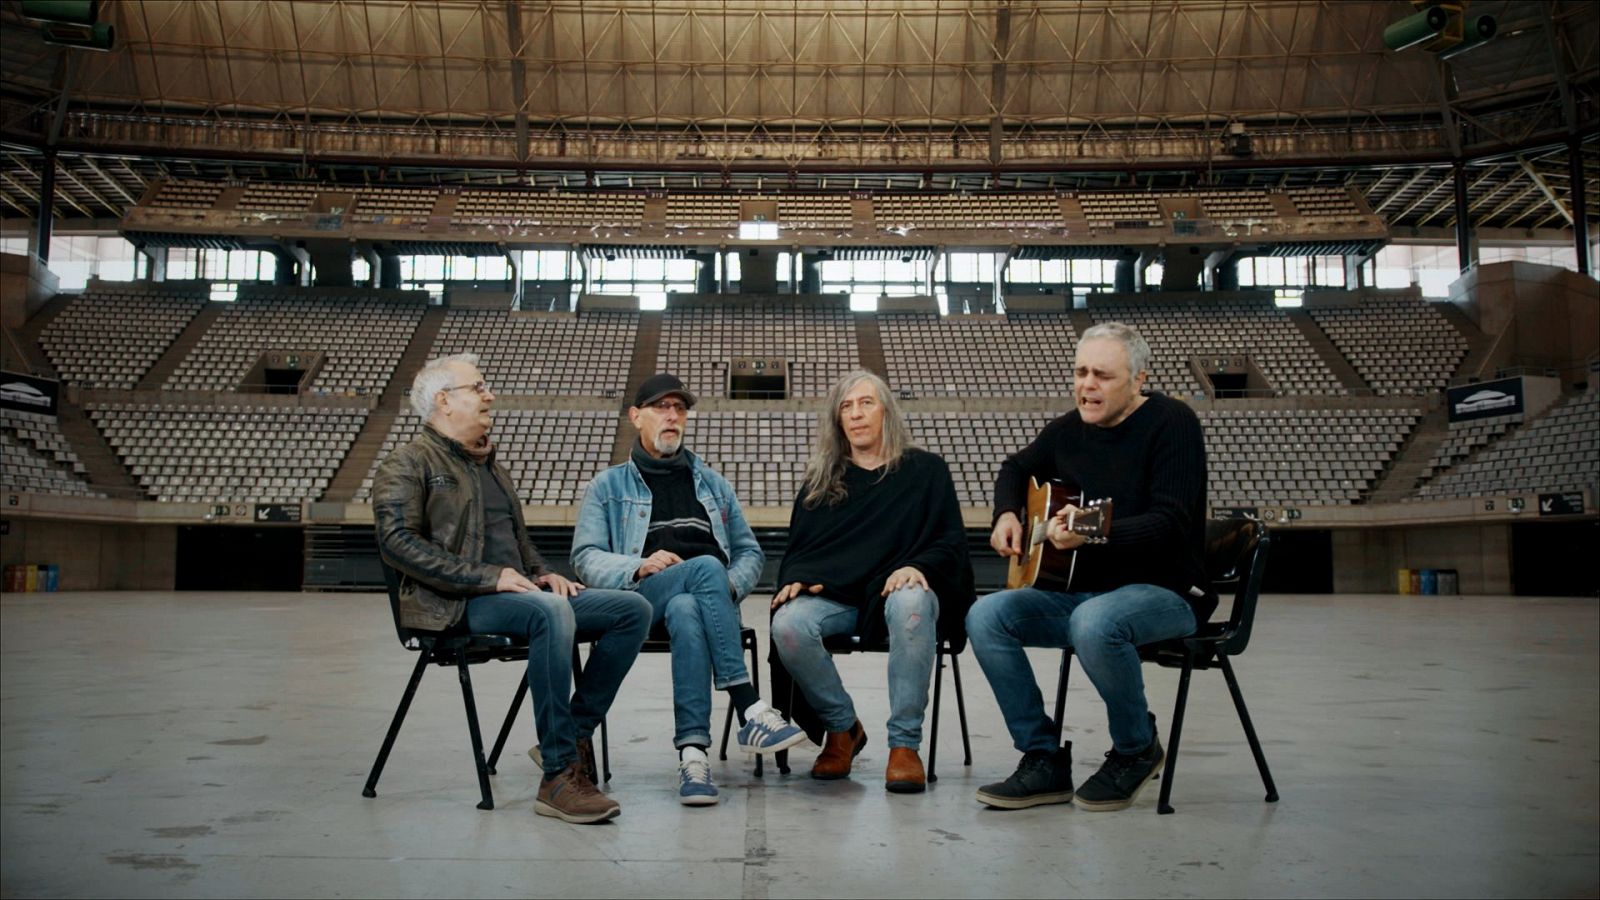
top-left (572, 449), bottom-right (764, 598)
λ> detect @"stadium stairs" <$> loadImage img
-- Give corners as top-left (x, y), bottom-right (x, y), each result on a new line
top-left (10, 294), bottom-right (72, 379)
top-left (1068, 308), bottom-right (1097, 340)
top-left (1367, 402), bottom-right (1449, 503)
top-left (1286, 309), bottom-right (1371, 393)
top-left (609, 310), bottom-right (663, 464)
top-left (138, 304), bottom-right (224, 389)
top-left (1433, 302), bottom-right (1495, 381)
top-left (854, 314), bottom-right (887, 378)
top-left (54, 399), bottom-right (140, 495)
top-left (322, 306), bottom-right (446, 502)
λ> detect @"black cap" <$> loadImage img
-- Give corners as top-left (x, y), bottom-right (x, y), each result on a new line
top-left (632, 372), bottom-right (697, 409)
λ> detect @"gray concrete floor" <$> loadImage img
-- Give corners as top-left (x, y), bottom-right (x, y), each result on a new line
top-left (2, 589), bottom-right (1597, 899)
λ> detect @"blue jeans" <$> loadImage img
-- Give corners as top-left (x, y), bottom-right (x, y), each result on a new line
top-left (465, 587), bottom-right (651, 775)
top-left (965, 584), bottom-right (1196, 755)
top-left (770, 587), bottom-right (939, 750)
top-left (634, 555), bottom-right (751, 750)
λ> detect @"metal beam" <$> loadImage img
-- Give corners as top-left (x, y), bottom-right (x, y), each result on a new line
top-left (1517, 155), bottom-right (1574, 227)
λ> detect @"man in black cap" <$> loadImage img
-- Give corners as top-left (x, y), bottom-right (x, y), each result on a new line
top-left (572, 373), bottom-right (806, 806)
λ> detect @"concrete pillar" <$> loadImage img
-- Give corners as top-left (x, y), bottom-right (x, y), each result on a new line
top-left (139, 245), bottom-right (167, 282)
top-left (378, 255), bottom-right (401, 289)
top-left (1571, 137), bottom-right (1590, 276)
top-left (35, 151), bottom-right (55, 264)
top-left (1454, 163), bottom-right (1476, 273)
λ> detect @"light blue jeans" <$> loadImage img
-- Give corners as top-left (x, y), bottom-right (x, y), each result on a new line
top-left (464, 587), bottom-right (651, 775)
top-left (770, 587), bottom-right (940, 749)
top-left (634, 555), bottom-right (752, 750)
top-left (965, 583), bottom-right (1196, 755)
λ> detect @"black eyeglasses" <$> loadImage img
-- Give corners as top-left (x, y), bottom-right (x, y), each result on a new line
top-left (443, 381), bottom-right (490, 396)
top-left (645, 399), bottom-right (688, 414)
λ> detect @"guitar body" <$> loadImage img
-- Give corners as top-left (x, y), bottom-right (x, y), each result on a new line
top-left (1005, 477), bottom-right (1112, 591)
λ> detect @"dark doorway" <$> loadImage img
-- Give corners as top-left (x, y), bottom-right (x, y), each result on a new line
top-left (1511, 521), bottom-right (1600, 596)
top-left (1260, 528), bottom-right (1333, 593)
top-left (263, 368), bottom-right (303, 394)
top-left (1209, 372), bottom-right (1248, 399)
top-left (176, 526), bottom-right (304, 590)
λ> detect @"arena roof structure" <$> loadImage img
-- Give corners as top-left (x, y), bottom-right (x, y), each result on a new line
top-left (0, 1), bottom-right (1596, 235)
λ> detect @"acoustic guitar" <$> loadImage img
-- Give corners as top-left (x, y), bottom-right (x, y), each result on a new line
top-left (1004, 476), bottom-right (1113, 590)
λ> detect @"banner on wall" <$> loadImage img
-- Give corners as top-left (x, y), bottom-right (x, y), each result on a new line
top-left (0, 370), bottom-right (58, 416)
top-left (1446, 377), bottom-right (1524, 423)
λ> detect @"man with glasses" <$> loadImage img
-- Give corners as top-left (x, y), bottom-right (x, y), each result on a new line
top-left (573, 373), bottom-right (806, 807)
top-left (373, 353), bottom-right (651, 825)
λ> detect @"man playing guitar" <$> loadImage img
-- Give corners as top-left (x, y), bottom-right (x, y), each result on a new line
top-left (966, 321), bottom-right (1215, 812)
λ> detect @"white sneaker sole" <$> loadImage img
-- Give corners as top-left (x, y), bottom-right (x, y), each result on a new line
top-left (679, 792), bottom-right (721, 807)
top-left (975, 788), bottom-right (1074, 809)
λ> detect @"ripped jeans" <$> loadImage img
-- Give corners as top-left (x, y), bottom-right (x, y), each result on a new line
top-left (770, 587), bottom-right (939, 749)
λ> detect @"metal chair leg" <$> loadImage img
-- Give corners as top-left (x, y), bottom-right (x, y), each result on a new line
top-left (1219, 654), bottom-right (1279, 803)
top-left (928, 651), bottom-right (944, 782)
top-left (486, 677), bottom-right (528, 774)
top-left (746, 628), bottom-right (763, 777)
top-left (949, 649), bottom-right (972, 766)
top-left (363, 646), bottom-right (433, 798)
top-left (774, 675), bottom-right (794, 775)
top-left (1052, 649), bottom-right (1074, 742)
top-left (1157, 644), bottom-right (1197, 815)
top-left (456, 654), bottom-right (495, 811)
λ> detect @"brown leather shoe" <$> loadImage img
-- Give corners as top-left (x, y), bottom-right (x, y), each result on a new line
top-left (535, 763), bottom-right (620, 824)
top-left (885, 746), bottom-right (926, 794)
top-left (811, 721), bottom-right (868, 780)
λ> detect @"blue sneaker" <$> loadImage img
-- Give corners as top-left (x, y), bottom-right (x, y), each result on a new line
top-left (677, 756), bottom-right (720, 807)
top-left (736, 705), bottom-right (809, 755)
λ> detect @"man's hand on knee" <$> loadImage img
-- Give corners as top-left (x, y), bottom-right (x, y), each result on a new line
top-left (635, 550), bottom-right (683, 580)
top-left (536, 572), bottom-right (585, 598)
top-left (496, 567), bottom-right (538, 594)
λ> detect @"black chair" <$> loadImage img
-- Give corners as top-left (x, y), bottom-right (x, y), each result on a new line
top-left (586, 619), bottom-right (765, 782)
top-left (1052, 517), bottom-right (1279, 814)
top-left (773, 633), bottom-right (973, 781)
top-left (362, 561), bottom-right (554, 811)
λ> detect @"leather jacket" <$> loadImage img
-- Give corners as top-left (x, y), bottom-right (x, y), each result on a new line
top-left (373, 424), bottom-right (547, 631)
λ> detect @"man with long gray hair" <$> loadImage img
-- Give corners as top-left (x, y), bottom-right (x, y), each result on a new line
top-left (373, 353), bottom-right (651, 825)
top-left (770, 369), bottom-right (973, 793)
top-left (968, 321), bottom-right (1212, 813)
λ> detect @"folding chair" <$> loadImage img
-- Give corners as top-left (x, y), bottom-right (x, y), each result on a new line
top-left (1052, 516), bottom-right (1279, 814)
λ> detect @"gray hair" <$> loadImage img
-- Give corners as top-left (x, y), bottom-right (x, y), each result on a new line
top-left (800, 370), bottom-right (915, 508)
top-left (410, 353), bottom-right (480, 420)
top-left (1079, 321), bottom-right (1152, 379)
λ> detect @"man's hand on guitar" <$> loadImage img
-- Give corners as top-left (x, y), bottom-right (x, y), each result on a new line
top-left (1046, 506), bottom-right (1090, 551)
top-left (771, 581), bottom-right (824, 610)
top-left (881, 566), bottom-right (930, 596)
top-left (991, 512), bottom-right (1024, 558)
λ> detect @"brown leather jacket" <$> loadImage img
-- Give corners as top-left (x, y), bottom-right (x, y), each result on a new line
top-left (372, 424), bottom-right (547, 631)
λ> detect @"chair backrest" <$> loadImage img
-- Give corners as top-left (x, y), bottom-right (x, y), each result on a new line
top-left (1203, 517), bottom-right (1270, 656)
top-left (378, 558), bottom-right (422, 648)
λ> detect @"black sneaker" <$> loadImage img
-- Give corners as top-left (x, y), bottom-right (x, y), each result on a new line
top-left (975, 743), bottom-right (1074, 809)
top-left (1074, 722), bottom-right (1165, 812)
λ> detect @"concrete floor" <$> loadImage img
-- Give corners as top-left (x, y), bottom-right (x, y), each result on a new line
top-left (1, 589), bottom-right (1596, 899)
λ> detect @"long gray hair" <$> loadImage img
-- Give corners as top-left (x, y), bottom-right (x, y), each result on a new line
top-left (800, 370), bottom-right (915, 508)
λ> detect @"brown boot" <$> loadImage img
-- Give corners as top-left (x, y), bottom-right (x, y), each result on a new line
top-left (811, 721), bottom-right (868, 780)
top-left (576, 735), bottom-right (599, 786)
top-left (535, 762), bottom-right (620, 825)
top-left (885, 746), bottom-right (926, 794)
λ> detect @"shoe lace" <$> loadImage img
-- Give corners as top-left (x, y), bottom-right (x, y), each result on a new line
top-left (681, 758), bottom-right (712, 783)
top-left (1010, 750), bottom-right (1053, 783)
top-left (1098, 749), bottom-right (1141, 779)
top-left (564, 764), bottom-right (602, 796)
top-left (751, 708), bottom-right (785, 731)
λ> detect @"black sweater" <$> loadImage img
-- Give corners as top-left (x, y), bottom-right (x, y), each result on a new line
top-left (778, 448), bottom-right (975, 646)
top-left (993, 393), bottom-right (1211, 610)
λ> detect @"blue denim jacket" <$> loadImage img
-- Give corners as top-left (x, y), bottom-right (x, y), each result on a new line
top-left (572, 449), bottom-right (765, 598)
